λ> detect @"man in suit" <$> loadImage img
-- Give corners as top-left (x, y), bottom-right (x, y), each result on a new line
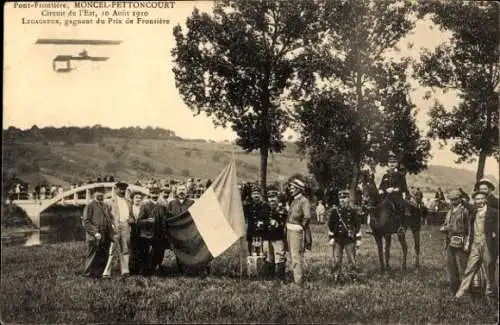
top-left (135, 190), bottom-right (164, 275)
top-left (81, 186), bottom-right (114, 278)
top-left (167, 185), bottom-right (196, 273)
top-left (103, 181), bottom-right (132, 278)
top-left (128, 191), bottom-right (144, 275)
top-left (455, 191), bottom-right (498, 301)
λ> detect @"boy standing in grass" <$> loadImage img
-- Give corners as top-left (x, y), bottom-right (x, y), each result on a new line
top-left (439, 189), bottom-right (470, 295)
top-left (328, 196), bottom-right (361, 283)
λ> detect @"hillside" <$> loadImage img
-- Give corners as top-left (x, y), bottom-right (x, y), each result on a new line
top-left (3, 137), bottom-right (497, 194)
top-left (2, 137), bottom-right (308, 186)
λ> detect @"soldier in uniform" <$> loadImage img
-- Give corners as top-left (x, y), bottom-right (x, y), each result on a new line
top-left (328, 196), bottom-right (361, 283)
top-left (286, 178), bottom-right (311, 285)
top-left (368, 153), bottom-right (409, 234)
top-left (262, 198), bottom-right (287, 280)
top-left (245, 189), bottom-right (268, 255)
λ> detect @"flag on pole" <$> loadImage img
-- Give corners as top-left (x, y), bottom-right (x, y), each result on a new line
top-left (165, 159), bottom-right (246, 266)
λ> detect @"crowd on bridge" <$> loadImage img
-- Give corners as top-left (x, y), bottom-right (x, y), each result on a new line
top-left (77, 153), bottom-right (498, 304)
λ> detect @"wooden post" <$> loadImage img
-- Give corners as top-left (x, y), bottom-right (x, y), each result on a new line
top-left (85, 189), bottom-right (90, 203)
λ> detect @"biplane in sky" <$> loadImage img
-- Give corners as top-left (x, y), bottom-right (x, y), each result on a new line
top-left (35, 39), bottom-right (122, 73)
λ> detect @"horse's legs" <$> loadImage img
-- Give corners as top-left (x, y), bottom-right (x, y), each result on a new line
top-left (384, 234), bottom-right (392, 271)
top-left (374, 235), bottom-right (384, 272)
top-left (412, 229), bottom-right (420, 269)
top-left (397, 232), bottom-right (408, 271)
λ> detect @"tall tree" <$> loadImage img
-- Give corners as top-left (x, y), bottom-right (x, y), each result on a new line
top-left (172, 0), bottom-right (322, 196)
top-left (297, 0), bottom-right (428, 200)
top-left (296, 92), bottom-right (358, 190)
top-left (415, 0), bottom-right (499, 182)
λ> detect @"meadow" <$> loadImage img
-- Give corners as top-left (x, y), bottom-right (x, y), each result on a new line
top-left (1, 224), bottom-right (498, 324)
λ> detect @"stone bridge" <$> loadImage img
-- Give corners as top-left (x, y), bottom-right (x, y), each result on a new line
top-left (12, 182), bottom-right (151, 228)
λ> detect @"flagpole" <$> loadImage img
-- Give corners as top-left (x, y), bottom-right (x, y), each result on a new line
top-left (232, 141), bottom-right (245, 280)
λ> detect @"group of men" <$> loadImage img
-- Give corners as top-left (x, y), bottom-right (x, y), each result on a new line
top-left (81, 181), bottom-right (195, 278)
top-left (440, 178), bottom-right (498, 301)
top-left (244, 177), bottom-right (363, 285)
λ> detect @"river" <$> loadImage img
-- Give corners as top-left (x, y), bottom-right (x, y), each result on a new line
top-left (1, 205), bottom-right (85, 247)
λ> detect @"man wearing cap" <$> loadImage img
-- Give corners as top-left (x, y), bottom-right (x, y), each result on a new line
top-left (439, 189), bottom-right (471, 295)
top-left (81, 186), bottom-right (114, 278)
top-left (167, 185), bottom-right (196, 273)
top-left (455, 191), bottom-right (498, 301)
top-left (476, 178), bottom-right (498, 210)
top-left (103, 181), bottom-right (132, 278)
top-left (374, 153), bottom-right (409, 234)
top-left (286, 178), bottom-right (311, 285)
top-left (262, 198), bottom-right (287, 280)
top-left (246, 189), bottom-right (267, 255)
top-left (328, 195), bottom-right (361, 283)
top-left (136, 190), bottom-right (167, 275)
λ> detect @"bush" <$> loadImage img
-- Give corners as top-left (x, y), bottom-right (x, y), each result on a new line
top-left (163, 166), bottom-right (173, 175)
top-left (143, 149), bottom-right (151, 157)
top-left (212, 154), bottom-right (221, 162)
top-left (181, 169), bottom-right (190, 177)
top-left (185, 150), bottom-right (192, 157)
top-left (106, 145), bottom-right (115, 153)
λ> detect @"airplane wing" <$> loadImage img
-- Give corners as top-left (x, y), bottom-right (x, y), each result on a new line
top-left (36, 39), bottom-right (122, 45)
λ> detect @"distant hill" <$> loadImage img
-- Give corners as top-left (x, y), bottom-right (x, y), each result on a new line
top-left (2, 127), bottom-right (497, 195)
top-left (2, 137), bottom-right (308, 187)
top-left (374, 165), bottom-right (498, 196)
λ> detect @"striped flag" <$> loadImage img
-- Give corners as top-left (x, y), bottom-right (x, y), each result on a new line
top-left (165, 159), bottom-right (246, 266)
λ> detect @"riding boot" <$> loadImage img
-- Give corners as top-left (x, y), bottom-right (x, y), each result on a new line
top-left (276, 262), bottom-right (286, 282)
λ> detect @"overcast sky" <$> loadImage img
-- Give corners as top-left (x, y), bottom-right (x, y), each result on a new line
top-left (3, 1), bottom-right (498, 176)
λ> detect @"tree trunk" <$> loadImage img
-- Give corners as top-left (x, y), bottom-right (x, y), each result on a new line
top-left (260, 146), bottom-right (269, 200)
top-left (476, 150), bottom-right (487, 184)
top-left (349, 161), bottom-right (360, 204)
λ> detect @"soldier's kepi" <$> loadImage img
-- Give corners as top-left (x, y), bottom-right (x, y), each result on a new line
top-left (367, 152), bottom-right (409, 234)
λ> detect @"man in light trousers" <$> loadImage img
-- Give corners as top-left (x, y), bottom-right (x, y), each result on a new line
top-left (286, 178), bottom-right (311, 285)
top-left (103, 181), bottom-right (132, 278)
top-left (455, 190), bottom-right (498, 302)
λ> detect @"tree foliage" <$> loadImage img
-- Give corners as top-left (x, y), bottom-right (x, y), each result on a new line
top-left (415, 0), bottom-right (499, 181)
top-left (172, 0), bottom-right (323, 195)
top-left (296, 0), bottom-right (429, 199)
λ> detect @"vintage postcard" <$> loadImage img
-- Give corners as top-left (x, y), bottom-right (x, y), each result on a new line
top-left (2, 1), bottom-right (498, 324)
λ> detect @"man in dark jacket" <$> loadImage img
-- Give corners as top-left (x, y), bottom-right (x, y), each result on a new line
top-left (328, 197), bottom-right (361, 283)
top-left (245, 190), bottom-right (267, 255)
top-left (136, 193), bottom-right (161, 275)
top-left (167, 185), bottom-right (195, 273)
top-left (262, 199), bottom-right (287, 280)
top-left (377, 153), bottom-right (409, 234)
top-left (81, 186), bottom-right (114, 278)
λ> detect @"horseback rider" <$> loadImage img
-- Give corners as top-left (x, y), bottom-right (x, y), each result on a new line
top-left (369, 152), bottom-right (409, 234)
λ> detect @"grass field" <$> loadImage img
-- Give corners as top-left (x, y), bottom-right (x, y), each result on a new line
top-left (1, 225), bottom-right (498, 324)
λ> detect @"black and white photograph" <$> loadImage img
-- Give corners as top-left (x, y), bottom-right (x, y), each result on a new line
top-left (2, 1), bottom-right (499, 324)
